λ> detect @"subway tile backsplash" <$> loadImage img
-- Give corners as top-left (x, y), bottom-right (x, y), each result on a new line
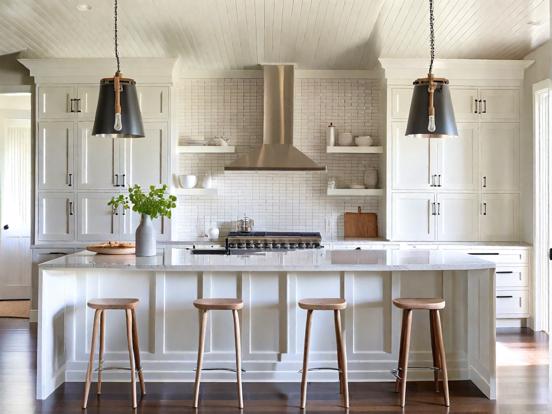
top-left (174, 77), bottom-right (381, 240)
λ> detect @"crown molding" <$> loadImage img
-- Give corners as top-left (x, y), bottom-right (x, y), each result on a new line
top-left (177, 68), bottom-right (381, 80)
top-left (18, 58), bottom-right (178, 84)
top-left (379, 58), bottom-right (534, 81)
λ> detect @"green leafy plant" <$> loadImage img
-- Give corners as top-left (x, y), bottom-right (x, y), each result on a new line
top-left (108, 184), bottom-right (177, 219)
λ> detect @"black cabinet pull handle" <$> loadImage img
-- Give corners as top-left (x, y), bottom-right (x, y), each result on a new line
top-left (76, 98), bottom-right (82, 113)
top-left (482, 99), bottom-right (487, 113)
top-left (496, 271), bottom-right (514, 274)
top-left (468, 252), bottom-right (499, 256)
top-left (3, 224), bottom-right (8, 230)
top-left (68, 173), bottom-right (73, 187)
top-left (121, 174), bottom-right (126, 187)
top-left (474, 98), bottom-right (479, 114)
top-left (497, 295), bottom-right (513, 299)
top-left (69, 201), bottom-right (74, 216)
top-left (114, 174), bottom-right (119, 187)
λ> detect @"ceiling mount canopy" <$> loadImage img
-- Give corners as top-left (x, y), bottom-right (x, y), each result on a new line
top-left (405, 0), bottom-right (457, 138)
top-left (92, 0), bottom-right (144, 138)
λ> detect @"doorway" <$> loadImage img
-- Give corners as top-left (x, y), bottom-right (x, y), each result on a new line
top-left (0, 92), bottom-right (31, 308)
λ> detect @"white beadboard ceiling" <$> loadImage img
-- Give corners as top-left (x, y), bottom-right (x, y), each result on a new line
top-left (0, 0), bottom-right (549, 69)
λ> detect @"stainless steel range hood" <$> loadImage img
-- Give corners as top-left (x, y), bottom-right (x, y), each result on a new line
top-left (225, 65), bottom-right (325, 171)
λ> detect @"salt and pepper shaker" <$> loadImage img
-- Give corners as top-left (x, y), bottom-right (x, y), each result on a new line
top-left (326, 122), bottom-right (336, 146)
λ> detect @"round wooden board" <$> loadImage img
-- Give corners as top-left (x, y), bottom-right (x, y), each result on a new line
top-left (86, 244), bottom-right (136, 255)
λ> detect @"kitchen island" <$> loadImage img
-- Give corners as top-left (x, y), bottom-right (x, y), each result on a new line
top-left (37, 248), bottom-right (496, 400)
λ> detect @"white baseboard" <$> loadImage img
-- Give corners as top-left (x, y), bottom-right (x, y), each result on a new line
top-left (496, 318), bottom-right (527, 328)
top-left (30, 309), bottom-right (38, 323)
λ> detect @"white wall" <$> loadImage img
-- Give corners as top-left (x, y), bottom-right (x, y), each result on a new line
top-left (521, 41), bottom-right (551, 243)
top-left (173, 76), bottom-right (382, 240)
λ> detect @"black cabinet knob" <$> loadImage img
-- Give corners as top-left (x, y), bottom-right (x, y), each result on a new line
top-left (3, 225), bottom-right (8, 230)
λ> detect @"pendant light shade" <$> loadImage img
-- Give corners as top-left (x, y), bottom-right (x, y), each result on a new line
top-left (405, 77), bottom-right (457, 138)
top-left (92, 77), bottom-right (144, 138)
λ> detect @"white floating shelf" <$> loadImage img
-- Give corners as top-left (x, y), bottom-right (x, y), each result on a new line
top-left (177, 146), bottom-right (236, 154)
top-left (175, 188), bottom-right (218, 196)
top-left (326, 146), bottom-right (383, 154)
top-left (327, 188), bottom-right (384, 196)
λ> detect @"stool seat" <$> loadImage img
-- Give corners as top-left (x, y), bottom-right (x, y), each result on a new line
top-left (193, 298), bottom-right (243, 310)
top-left (87, 298), bottom-right (139, 310)
top-left (298, 298), bottom-right (347, 310)
top-left (392, 298), bottom-right (445, 310)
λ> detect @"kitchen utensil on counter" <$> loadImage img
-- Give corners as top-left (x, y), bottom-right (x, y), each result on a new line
top-left (209, 136), bottom-right (230, 146)
top-left (355, 135), bottom-right (373, 146)
top-left (337, 132), bottom-right (354, 146)
top-left (200, 175), bottom-right (213, 189)
top-left (179, 175), bottom-right (197, 189)
top-left (207, 226), bottom-right (220, 240)
top-left (327, 177), bottom-right (336, 190)
top-left (237, 215), bottom-right (254, 232)
top-left (344, 207), bottom-right (378, 238)
top-left (326, 122), bottom-right (336, 146)
top-left (364, 167), bottom-right (378, 189)
top-left (87, 241), bottom-right (136, 255)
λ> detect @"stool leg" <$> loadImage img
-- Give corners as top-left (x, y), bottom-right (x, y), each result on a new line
top-left (131, 309), bottom-right (146, 396)
top-left (232, 309), bottom-right (244, 409)
top-left (334, 309), bottom-right (349, 408)
top-left (125, 309), bottom-right (137, 408)
top-left (193, 309), bottom-right (208, 408)
top-left (399, 309), bottom-right (412, 408)
top-left (300, 309), bottom-right (313, 410)
top-left (395, 309), bottom-right (408, 393)
top-left (97, 310), bottom-right (105, 395)
top-left (429, 310), bottom-right (441, 392)
top-left (432, 310), bottom-right (450, 407)
top-left (333, 310), bottom-right (344, 395)
top-left (82, 309), bottom-right (101, 409)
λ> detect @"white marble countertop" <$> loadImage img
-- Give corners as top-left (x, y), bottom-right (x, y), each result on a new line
top-left (39, 247), bottom-right (496, 272)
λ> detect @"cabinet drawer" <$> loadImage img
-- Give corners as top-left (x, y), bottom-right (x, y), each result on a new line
top-left (496, 290), bottom-right (529, 317)
top-left (495, 267), bottom-right (528, 288)
top-left (465, 249), bottom-right (528, 265)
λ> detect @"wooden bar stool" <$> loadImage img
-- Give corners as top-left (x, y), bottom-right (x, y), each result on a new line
top-left (193, 298), bottom-right (244, 409)
top-left (298, 298), bottom-right (349, 410)
top-left (392, 298), bottom-right (449, 408)
top-left (82, 298), bottom-right (146, 409)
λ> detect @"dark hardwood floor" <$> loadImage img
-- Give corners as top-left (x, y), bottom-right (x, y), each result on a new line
top-left (0, 319), bottom-right (548, 413)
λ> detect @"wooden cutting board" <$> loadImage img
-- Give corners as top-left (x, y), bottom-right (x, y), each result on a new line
top-left (344, 207), bottom-right (378, 239)
top-left (87, 242), bottom-right (136, 255)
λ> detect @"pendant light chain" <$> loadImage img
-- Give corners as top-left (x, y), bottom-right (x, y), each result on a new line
top-left (428, 0), bottom-right (435, 75)
top-left (114, 0), bottom-right (121, 73)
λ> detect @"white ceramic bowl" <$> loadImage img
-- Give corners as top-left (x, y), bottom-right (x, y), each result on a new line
top-left (179, 174), bottom-right (197, 189)
top-left (355, 136), bottom-right (373, 146)
top-left (338, 132), bottom-right (354, 146)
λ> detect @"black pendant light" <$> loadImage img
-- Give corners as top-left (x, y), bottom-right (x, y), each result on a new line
top-left (405, 0), bottom-right (457, 138)
top-left (92, 0), bottom-right (144, 138)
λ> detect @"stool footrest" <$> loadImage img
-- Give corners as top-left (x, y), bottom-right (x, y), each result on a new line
top-left (194, 367), bottom-right (246, 373)
top-left (391, 366), bottom-right (440, 379)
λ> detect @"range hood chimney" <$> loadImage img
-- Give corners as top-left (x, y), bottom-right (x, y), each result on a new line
top-left (225, 65), bottom-right (325, 171)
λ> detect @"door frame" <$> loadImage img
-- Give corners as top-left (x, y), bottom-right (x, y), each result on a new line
top-left (532, 79), bottom-right (552, 333)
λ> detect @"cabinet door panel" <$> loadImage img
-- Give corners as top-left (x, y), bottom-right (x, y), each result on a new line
top-left (77, 193), bottom-right (118, 241)
top-left (392, 123), bottom-right (432, 190)
top-left (450, 88), bottom-right (479, 122)
top-left (77, 122), bottom-right (117, 190)
top-left (77, 85), bottom-right (100, 120)
top-left (480, 194), bottom-right (519, 241)
top-left (37, 122), bottom-right (74, 190)
top-left (438, 123), bottom-right (478, 190)
top-left (436, 193), bottom-right (479, 241)
top-left (392, 193), bottom-right (435, 241)
top-left (480, 123), bottom-right (519, 191)
top-left (137, 86), bottom-right (169, 118)
top-left (479, 89), bottom-right (519, 121)
top-left (37, 193), bottom-right (74, 241)
top-left (38, 85), bottom-right (74, 119)
top-left (123, 122), bottom-right (167, 188)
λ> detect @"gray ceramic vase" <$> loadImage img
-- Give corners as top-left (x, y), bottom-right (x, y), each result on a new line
top-left (135, 214), bottom-right (156, 257)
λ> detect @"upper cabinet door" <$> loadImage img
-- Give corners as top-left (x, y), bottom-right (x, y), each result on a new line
top-left (37, 193), bottom-right (75, 241)
top-left (77, 193), bottom-right (118, 241)
top-left (390, 88), bottom-right (413, 119)
top-left (437, 123), bottom-right (478, 191)
top-left (76, 85), bottom-right (99, 120)
top-left (37, 122), bottom-right (74, 190)
top-left (77, 122), bottom-right (117, 190)
top-left (392, 123), bottom-right (432, 190)
top-left (38, 85), bottom-right (76, 119)
top-left (480, 193), bottom-right (519, 241)
top-left (479, 123), bottom-right (519, 191)
top-left (122, 122), bottom-right (168, 188)
top-left (449, 88), bottom-right (479, 122)
top-left (479, 89), bottom-right (519, 121)
top-left (137, 86), bottom-right (170, 119)
top-left (391, 192), bottom-right (435, 241)
top-left (436, 193), bottom-right (479, 241)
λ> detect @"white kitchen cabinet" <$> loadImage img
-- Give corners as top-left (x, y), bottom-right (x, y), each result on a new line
top-left (480, 193), bottom-right (519, 241)
top-left (77, 193), bottom-right (118, 241)
top-left (478, 89), bottom-right (519, 122)
top-left (436, 123), bottom-right (478, 191)
top-left (450, 88), bottom-right (479, 122)
top-left (137, 86), bottom-right (170, 119)
top-left (37, 193), bottom-right (75, 241)
top-left (37, 121), bottom-right (75, 190)
top-left (496, 289), bottom-right (529, 317)
top-left (37, 85), bottom-right (75, 119)
top-left (392, 192), bottom-right (435, 241)
top-left (392, 123), bottom-right (432, 190)
top-left (77, 122), bottom-right (119, 190)
top-left (480, 123), bottom-right (519, 192)
top-left (436, 193), bottom-right (479, 241)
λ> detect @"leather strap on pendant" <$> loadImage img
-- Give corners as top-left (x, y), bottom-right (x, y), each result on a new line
top-left (114, 71), bottom-right (122, 115)
top-left (427, 72), bottom-right (435, 118)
